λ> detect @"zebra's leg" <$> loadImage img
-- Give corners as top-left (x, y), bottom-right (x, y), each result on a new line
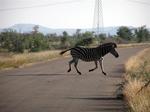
top-left (89, 61), bottom-right (98, 72)
top-left (74, 58), bottom-right (81, 75)
top-left (68, 59), bottom-right (75, 72)
top-left (99, 59), bottom-right (107, 75)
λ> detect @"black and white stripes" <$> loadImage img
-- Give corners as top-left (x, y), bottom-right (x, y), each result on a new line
top-left (60, 42), bottom-right (119, 75)
top-left (70, 47), bottom-right (99, 62)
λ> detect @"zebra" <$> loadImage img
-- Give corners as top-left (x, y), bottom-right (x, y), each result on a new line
top-left (60, 42), bottom-right (119, 75)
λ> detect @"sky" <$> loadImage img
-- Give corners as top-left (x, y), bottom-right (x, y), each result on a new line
top-left (0, 0), bottom-right (150, 29)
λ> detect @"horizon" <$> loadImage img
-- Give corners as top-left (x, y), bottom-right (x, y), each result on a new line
top-left (1, 23), bottom-right (150, 36)
top-left (0, 23), bottom-right (149, 30)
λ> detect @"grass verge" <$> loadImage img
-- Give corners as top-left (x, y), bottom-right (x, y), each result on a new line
top-left (123, 48), bottom-right (150, 112)
top-left (118, 43), bottom-right (150, 48)
top-left (0, 50), bottom-right (68, 70)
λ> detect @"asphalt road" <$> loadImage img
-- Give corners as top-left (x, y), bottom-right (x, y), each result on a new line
top-left (0, 47), bottom-right (146, 112)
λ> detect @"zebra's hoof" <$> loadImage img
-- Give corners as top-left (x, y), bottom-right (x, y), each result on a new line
top-left (67, 69), bottom-right (71, 72)
top-left (78, 72), bottom-right (82, 75)
top-left (103, 72), bottom-right (107, 76)
top-left (89, 70), bottom-right (92, 72)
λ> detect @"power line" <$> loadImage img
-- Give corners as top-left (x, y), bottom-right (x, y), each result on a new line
top-left (127, 0), bottom-right (150, 5)
top-left (0, 0), bottom-right (86, 12)
top-left (1, 0), bottom-right (149, 12)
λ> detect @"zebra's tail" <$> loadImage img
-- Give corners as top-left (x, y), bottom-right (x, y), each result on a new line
top-left (60, 48), bottom-right (72, 55)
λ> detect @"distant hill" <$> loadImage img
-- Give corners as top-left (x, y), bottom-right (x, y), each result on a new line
top-left (0, 24), bottom-right (122, 35)
top-left (0, 28), bottom-right (2, 32)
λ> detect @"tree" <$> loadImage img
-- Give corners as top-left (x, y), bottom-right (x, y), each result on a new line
top-left (98, 33), bottom-right (106, 42)
top-left (82, 31), bottom-right (94, 38)
top-left (0, 28), bottom-right (51, 53)
top-left (60, 31), bottom-right (70, 49)
top-left (61, 31), bottom-right (68, 44)
top-left (32, 25), bottom-right (39, 34)
top-left (134, 26), bottom-right (150, 42)
top-left (30, 33), bottom-right (49, 52)
top-left (117, 26), bottom-right (133, 41)
top-left (75, 38), bottom-right (93, 46)
top-left (75, 29), bottom-right (81, 38)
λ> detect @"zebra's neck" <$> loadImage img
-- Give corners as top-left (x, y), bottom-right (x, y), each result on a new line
top-left (97, 46), bottom-right (111, 57)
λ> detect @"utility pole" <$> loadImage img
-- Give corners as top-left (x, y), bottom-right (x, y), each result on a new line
top-left (93, 0), bottom-right (104, 37)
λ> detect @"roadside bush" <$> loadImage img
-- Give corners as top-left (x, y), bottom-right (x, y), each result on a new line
top-left (124, 48), bottom-right (150, 112)
top-left (75, 38), bottom-right (93, 46)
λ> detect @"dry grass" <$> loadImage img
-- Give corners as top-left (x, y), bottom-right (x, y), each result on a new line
top-left (124, 79), bottom-right (150, 112)
top-left (0, 50), bottom-right (68, 70)
top-left (124, 48), bottom-right (150, 112)
top-left (125, 48), bottom-right (150, 79)
top-left (118, 43), bottom-right (150, 48)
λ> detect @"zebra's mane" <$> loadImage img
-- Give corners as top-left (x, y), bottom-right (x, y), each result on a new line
top-left (98, 42), bottom-right (117, 48)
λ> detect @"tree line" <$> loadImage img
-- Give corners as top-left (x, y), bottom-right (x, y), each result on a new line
top-left (0, 25), bottom-right (150, 53)
top-left (117, 25), bottom-right (150, 43)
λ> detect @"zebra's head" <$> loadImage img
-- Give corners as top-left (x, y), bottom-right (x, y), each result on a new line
top-left (110, 43), bottom-right (119, 58)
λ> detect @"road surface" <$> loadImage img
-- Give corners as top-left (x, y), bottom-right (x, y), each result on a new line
top-left (0, 47), bottom-right (145, 112)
